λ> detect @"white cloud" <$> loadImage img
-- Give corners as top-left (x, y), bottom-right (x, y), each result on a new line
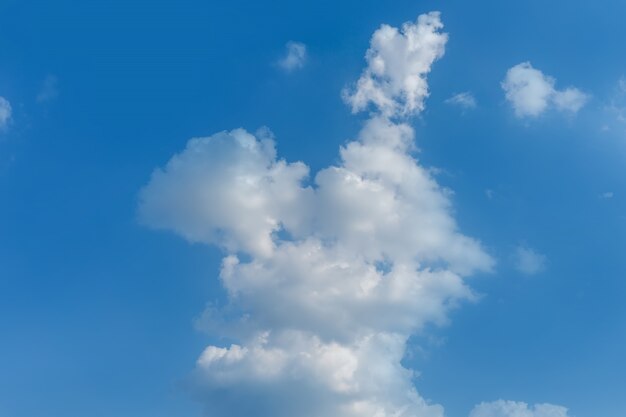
top-left (552, 87), bottom-right (588, 113)
top-left (502, 62), bottom-right (588, 118)
top-left (141, 12), bottom-right (494, 417)
top-left (0, 97), bottom-right (12, 130)
top-left (470, 400), bottom-right (570, 417)
top-left (36, 74), bottom-right (59, 103)
top-left (446, 92), bottom-right (477, 109)
top-left (343, 12), bottom-right (448, 118)
top-left (138, 128), bottom-right (312, 258)
top-left (278, 41), bottom-right (307, 72)
top-left (514, 245), bottom-right (546, 275)
top-left (600, 191), bottom-right (614, 199)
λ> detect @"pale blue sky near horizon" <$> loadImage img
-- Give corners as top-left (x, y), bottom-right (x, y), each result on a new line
top-left (1, 1), bottom-right (625, 417)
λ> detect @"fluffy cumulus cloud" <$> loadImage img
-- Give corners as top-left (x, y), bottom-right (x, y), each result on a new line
top-left (278, 41), bottom-right (307, 72)
top-left (502, 62), bottom-right (588, 118)
top-left (140, 12), bottom-right (504, 417)
top-left (470, 400), bottom-right (570, 417)
top-left (514, 245), bottom-right (547, 275)
top-left (0, 97), bottom-right (12, 129)
top-left (343, 12), bottom-right (447, 118)
top-left (446, 92), bottom-right (477, 109)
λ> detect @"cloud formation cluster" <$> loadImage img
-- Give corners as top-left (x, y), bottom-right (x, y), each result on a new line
top-left (140, 12), bottom-right (496, 417)
top-left (139, 12), bottom-right (572, 417)
top-left (502, 62), bottom-right (587, 117)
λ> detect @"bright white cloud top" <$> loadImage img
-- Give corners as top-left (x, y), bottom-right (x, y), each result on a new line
top-left (278, 41), bottom-right (307, 72)
top-left (343, 12), bottom-right (447, 118)
top-left (470, 400), bottom-right (570, 417)
top-left (0, 97), bottom-right (12, 129)
top-left (502, 62), bottom-right (587, 118)
top-left (136, 12), bottom-right (571, 417)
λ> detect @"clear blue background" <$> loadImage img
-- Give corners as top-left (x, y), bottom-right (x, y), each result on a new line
top-left (1, 1), bottom-right (625, 416)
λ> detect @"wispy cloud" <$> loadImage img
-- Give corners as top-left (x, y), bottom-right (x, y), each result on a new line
top-left (278, 41), bottom-right (307, 72)
top-left (502, 62), bottom-right (588, 118)
top-left (0, 97), bottom-right (12, 130)
top-left (470, 400), bottom-right (570, 417)
top-left (446, 92), bottom-right (477, 109)
top-left (36, 74), bottom-right (59, 103)
top-left (606, 77), bottom-right (626, 125)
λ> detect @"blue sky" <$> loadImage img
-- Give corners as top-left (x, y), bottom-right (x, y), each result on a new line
top-left (1, 1), bottom-right (626, 417)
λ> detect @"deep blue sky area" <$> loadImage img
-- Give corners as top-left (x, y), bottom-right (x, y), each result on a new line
top-left (1, 1), bottom-right (625, 417)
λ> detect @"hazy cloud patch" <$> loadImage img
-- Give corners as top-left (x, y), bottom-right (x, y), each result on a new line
top-left (470, 400), bottom-right (570, 417)
top-left (278, 41), bottom-right (307, 72)
top-left (514, 245), bottom-right (547, 275)
top-left (36, 74), bottom-right (59, 103)
top-left (0, 97), bottom-right (12, 129)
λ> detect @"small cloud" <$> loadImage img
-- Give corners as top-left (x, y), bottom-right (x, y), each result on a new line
top-left (552, 87), bottom-right (588, 113)
top-left (36, 75), bottom-right (59, 103)
top-left (445, 91), bottom-right (477, 109)
top-left (277, 41), bottom-right (307, 72)
top-left (0, 97), bottom-right (12, 129)
top-left (514, 245), bottom-right (546, 275)
top-left (485, 189), bottom-right (495, 200)
top-left (502, 62), bottom-right (588, 118)
top-left (600, 191), bottom-right (614, 199)
top-left (606, 77), bottom-right (626, 124)
top-left (470, 400), bottom-right (571, 417)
